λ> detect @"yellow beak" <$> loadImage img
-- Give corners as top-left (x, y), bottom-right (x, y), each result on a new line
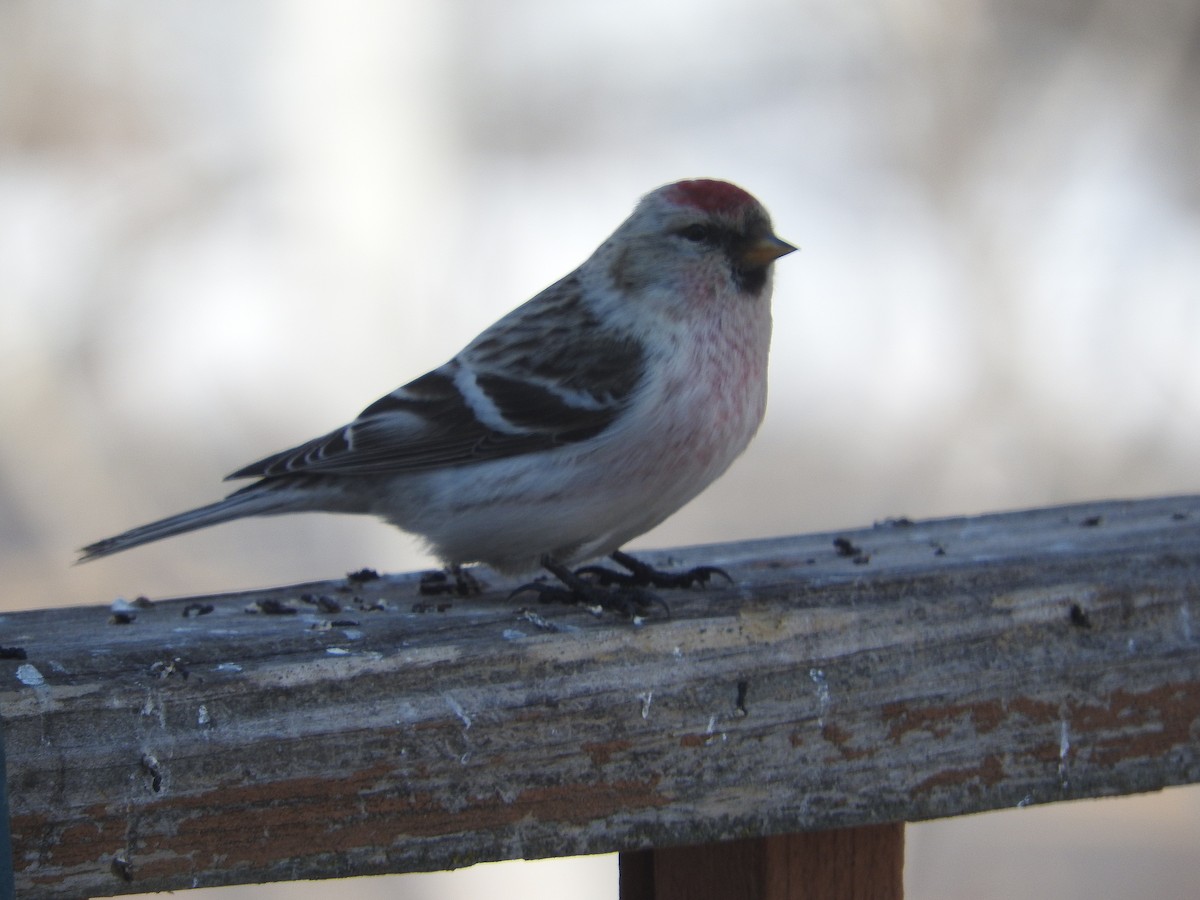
top-left (741, 234), bottom-right (798, 268)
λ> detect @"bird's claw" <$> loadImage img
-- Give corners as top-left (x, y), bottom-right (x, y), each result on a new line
top-left (511, 553), bottom-right (675, 620)
top-left (506, 550), bottom-right (733, 620)
top-left (577, 550), bottom-right (732, 589)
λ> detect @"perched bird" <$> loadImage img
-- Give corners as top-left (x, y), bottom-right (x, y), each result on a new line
top-left (81, 179), bottom-right (795, 607)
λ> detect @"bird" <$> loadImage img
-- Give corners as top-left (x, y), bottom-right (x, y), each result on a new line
top-left (80, 179), bottom-right (795, 609)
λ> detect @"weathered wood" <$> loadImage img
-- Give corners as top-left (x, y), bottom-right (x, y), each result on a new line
top-left (3, 495), bottom-right (1200, 898)
top-left (618, 824), bottom-right (904, 899)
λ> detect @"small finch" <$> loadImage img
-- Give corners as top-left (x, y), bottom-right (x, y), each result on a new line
top-left (81, 179), bottom-right (795, 605)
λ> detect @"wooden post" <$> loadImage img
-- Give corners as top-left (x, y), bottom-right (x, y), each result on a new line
top-left (3, 495), bottom-right (1200, 897)
top-left (620, 825), bottom-right (905, 899)
top-left (0, 714), bottom-right (13, 900)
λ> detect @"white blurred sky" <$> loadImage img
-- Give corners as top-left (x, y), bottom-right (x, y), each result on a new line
top-left (3, 1), bottom-right (1200, 898)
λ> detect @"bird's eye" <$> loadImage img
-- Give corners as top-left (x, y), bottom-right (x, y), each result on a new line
top-left (678, 224), bottom-right (716, 243)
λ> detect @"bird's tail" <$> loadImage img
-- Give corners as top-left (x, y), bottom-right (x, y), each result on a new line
top-left (78, 488), bottom-right (295, 562)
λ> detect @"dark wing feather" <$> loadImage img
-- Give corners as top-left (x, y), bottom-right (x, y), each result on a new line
top-left (227, 280), bottom-right (646, 481)
top-left (226, 368), bottom-right (539, 479)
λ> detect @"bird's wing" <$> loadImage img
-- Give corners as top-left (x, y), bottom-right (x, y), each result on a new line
top-left (227, 277), bottom-right (646, 480)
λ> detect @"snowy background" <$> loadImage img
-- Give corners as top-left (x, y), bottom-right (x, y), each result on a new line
top-left (2, 1), bottom-right (1199, 898)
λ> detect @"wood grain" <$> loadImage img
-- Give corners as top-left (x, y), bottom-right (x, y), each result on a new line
top-left (3, 495), bottom-right (1199, 897)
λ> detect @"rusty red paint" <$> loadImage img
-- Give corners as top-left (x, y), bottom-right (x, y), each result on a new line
top-left (820, 722), bottom-right (874, 762)
top-left (15, 766), bottom-right (667, 885)
top-left (911, 754), bottom-right (1006, 795)
top-left (1068, 681), bottom-right (1200, 766)
top-left (582, 739), bottom-right (633, 767)
top-left (882, 696), bottom-right (1058, 744)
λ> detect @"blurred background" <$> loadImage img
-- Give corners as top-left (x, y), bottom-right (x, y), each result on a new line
top-left (2, 0), bottom-right (1198, 897)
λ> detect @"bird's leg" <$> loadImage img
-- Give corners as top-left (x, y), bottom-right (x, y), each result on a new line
top-left (574, 549), bottom-right (732, 589)
top-left (510, 555), bottom-right (668, 619)
top-left (418, 565), bottom-right (485, 597)
top-left (449, 565), bottom-right (485, 596)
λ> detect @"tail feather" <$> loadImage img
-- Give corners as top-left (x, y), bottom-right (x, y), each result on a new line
top-left (78, 489), bottom-right (294, 562)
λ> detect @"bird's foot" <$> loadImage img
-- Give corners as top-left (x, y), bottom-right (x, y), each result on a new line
top-left (419, 565), bottom-right (485, 597)
top-left (510, 556), bottom-right (670, 620)
top-left (574, 550), bottom-right (732, 590)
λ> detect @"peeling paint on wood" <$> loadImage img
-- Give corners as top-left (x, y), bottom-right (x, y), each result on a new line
top-left (3, 495), bottom-right (1200, 897)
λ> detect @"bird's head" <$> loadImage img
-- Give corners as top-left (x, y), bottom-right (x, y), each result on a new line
top-left (602, 179), bottom-right (796, 303)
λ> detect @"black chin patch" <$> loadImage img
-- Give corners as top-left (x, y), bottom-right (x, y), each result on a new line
top-left (731, 264), bottom-right (769, 295)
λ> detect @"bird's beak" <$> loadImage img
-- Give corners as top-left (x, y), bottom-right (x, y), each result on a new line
top-left (741, 234), bottom-right (798, 268)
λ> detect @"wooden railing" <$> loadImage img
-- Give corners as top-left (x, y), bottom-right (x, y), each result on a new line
top-left (3, 495), bottom-right (1199, 898)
